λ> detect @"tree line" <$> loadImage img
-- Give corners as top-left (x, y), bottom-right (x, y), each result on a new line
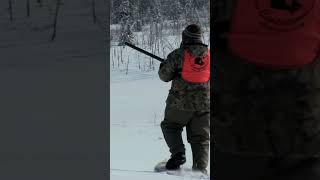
top-left (111, 0), bottom-right (210, 26)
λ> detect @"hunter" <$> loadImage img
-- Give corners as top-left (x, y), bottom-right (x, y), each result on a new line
top-left (158, 24), bottom-right (210, 174)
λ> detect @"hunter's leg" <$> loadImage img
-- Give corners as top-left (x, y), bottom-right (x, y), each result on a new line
top-left (186, 111), bottom-right (210, 171)
top-left (161, 107), bottom-right (192, 155)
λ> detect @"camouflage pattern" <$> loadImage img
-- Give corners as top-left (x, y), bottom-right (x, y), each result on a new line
top-left (158, 45), bottom-right (210, 112)
top-left (213, 52), bottom-right (320, 158)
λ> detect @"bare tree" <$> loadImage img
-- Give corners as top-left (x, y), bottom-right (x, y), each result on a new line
top-left (92, 0), bottom-right (97, 24)
top-left (51, 0), bottom-right (61, 41)
top-left (26, 0), bottom-right (30, 17)
top-left (8, 0), bottom-right (13, 22)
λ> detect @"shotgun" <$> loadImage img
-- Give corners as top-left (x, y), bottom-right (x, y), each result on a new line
top-left (124, 42), bottom-right (165, 62)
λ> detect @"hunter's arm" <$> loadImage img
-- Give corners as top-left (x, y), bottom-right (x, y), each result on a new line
top-left (158, 50), bottom-right (179, 82)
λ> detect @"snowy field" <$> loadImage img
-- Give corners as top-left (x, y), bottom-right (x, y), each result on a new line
top-left (110, 25), bottom-right (210, 180)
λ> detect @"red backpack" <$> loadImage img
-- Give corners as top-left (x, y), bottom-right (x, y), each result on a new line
top-left (181, 49), bottom-right (210, 83)
top-left (228, 0), bottom-right (320, 68)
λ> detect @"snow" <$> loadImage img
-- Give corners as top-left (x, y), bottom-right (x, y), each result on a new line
top-left (110, 67), bottom-right (211, 180)
top-left (110, 30), bottom-right (210, 179)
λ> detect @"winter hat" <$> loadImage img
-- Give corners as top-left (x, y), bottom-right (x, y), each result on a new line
top-left (182, 24), bottom-right (203, 44)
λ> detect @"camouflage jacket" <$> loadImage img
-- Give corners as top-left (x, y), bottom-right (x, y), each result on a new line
top-left (158, 44), bottom-right (210, 112)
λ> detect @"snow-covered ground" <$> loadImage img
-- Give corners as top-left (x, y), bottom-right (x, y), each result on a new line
top-left (110, 73), bottom-right (211, 180)
top-left (110, 25), bottom-right (210, 180)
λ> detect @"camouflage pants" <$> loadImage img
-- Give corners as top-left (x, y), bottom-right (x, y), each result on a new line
top-left (161, 107), bottom-right (210, 169)
top-left (213, 52), bottom-right (320, 158)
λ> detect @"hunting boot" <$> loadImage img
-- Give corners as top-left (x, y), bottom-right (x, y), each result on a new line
top-left (191, 143), bottom-right (209, 174)
top-left (166, 152), bottom-right (186, 170)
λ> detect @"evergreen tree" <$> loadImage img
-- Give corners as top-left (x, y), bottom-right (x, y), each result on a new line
top-left (117, 0), bottom-right (135, 45)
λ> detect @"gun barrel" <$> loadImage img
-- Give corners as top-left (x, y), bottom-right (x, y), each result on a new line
top-left (124, 42), bottom-right (165, 62)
